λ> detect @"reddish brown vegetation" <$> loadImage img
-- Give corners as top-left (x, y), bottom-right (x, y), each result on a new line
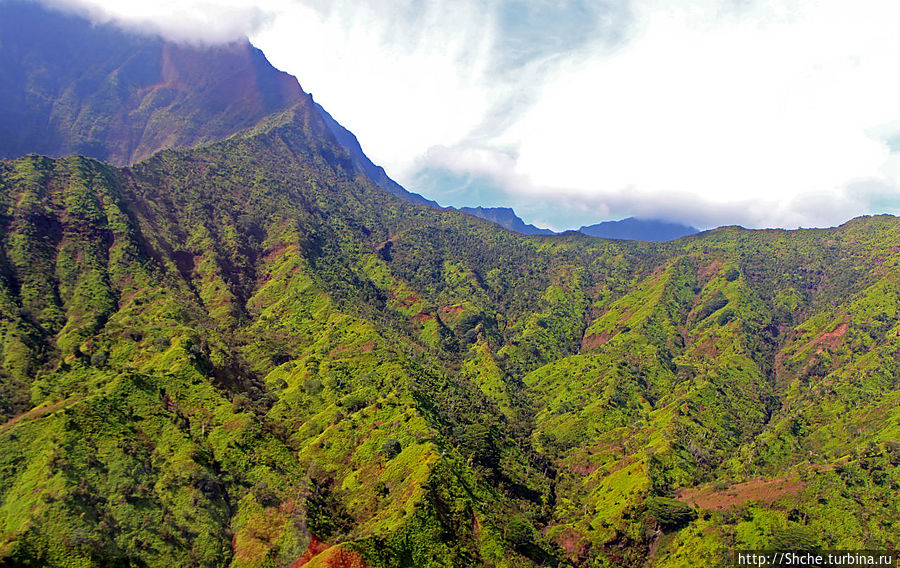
top-left (570, 459), bottom-right (601, 476)
top-left (289, 536), bottom-right (372, 568)
top-left (555, 527), bottom-right (590, 560)
top-left (697, 260), bottom-right (723, 283)
top-left (439, 305), bottom-right (465, 314)
top-left (581, 331), bottom-right (613, 350)
top-left (676, 477), bottom-right (806, 510)
top-left (328, 340), bottom-right (375, 356)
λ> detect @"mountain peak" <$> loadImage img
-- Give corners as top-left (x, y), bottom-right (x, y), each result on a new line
top-left (579, 217), bottom-right (698, 241)
top-left (459, 206), bottom-right (555, 235)
top-left (0, 0), bottom-right (303, 165)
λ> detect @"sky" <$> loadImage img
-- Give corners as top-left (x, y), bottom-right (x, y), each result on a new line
top-left (35, 0), bottom-right (900, 230)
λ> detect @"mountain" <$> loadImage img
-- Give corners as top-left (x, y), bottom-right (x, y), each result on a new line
top-left (579, 217), bottom-right (699, 241)
top-left (0, 0), bottom-right (566, 236)
top-left (2, 5), bottom-right (900, 568)
top-left (459, 206), bottom-right (555, 235)
top-left (314, 103), bottom-right (439, 208)
top-left (0, 1), bottom-right (303, 166)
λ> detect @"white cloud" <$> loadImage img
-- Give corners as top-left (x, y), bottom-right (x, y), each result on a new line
top-left (33, 0), bottom-right (900, 228)
top-left (252, 0), bottom-right (900, 228)
top-left (510, 1), bottom-right (900, 215)
top-left (38, 0), bottom-right (275, 44)
top-left (251, 0), bottom-right (505, 181)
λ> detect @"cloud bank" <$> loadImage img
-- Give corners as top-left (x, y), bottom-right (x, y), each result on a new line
top-left (35, 0), bottom-right (274, 44)
top-left (34, 0), bottom-right (900, 229)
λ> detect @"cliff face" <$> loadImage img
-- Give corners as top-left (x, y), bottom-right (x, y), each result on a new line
top-left (0, 1), bottom-right (303, 165)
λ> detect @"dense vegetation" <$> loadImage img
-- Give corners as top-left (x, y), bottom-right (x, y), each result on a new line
top-left (1, 4), bottom-right (899, 565)
top-left (0, 90), bottom-right (897, 567)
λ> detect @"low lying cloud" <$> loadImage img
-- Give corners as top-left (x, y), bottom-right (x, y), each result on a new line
top-left (257, 0), bottom-right (900, 229)
top-left (34, 0), bottom-right (900, 229)
top-left (36, 0), bottom-right (275, 44)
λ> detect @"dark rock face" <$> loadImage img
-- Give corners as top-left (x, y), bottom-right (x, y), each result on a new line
top-left (0, 1), bottom-right (303, 165)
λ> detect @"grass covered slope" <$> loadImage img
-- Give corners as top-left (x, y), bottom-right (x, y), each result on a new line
top-left (0, 100), bottom-right (580, 567)
top-left (0, 94), bottom-right (899, 566)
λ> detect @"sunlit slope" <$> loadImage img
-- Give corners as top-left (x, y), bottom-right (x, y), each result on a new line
top-left (523, 222), bottom-right (900, 564)
top-left (0, 105), bottom-right (577, 567)
top-left (0, 99), bottom-right (898, 566)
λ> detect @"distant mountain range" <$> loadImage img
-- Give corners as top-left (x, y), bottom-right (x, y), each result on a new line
top-left (458, 206), bottom-right (555, 235)
top-left (459, 208), bottom-right (699, 241)
top-left (579, 217), bottom-right (699, 241)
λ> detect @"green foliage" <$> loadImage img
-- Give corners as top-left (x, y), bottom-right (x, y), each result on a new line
top-left (646, 497), bottom-right (697, 529)
top-left (381, 439), bottom-right (402, 459)
top-left (1, 84), bottom-right (900, 568)
top-left (770, 524), bottom-right (819, 551)
top-left (696, 291), bottom-right (729, 322)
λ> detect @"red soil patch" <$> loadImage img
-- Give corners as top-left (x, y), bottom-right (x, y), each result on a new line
top-left (582, 330), bottom-right (613, 350)
top-left (262, 242), bottom-right (294, 262)
top-left (811, 322), bottom-right (849, 353)
top-left (411, 312), bottom-right (434, 323)
top-left (399, 291), bottom-right (421, 305)
top-left (676, 476), bottom-right (805, 510)
top-left (439, 305), bottom-right (465, 314)
top-left (0, 398), bottom-right (75, 434)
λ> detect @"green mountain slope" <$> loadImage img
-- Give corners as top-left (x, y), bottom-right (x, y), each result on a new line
top-left (1, 5), bottom-right (899, 567)
top-left (0, 93), bottom-right (898, 567)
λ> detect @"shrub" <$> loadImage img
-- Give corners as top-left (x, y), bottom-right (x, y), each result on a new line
top-left (646, 497), bottom-right (697, 529)
top-left (717, 308), bottom-right (736, 326)
top-left (381, 438), bottom-right (402, 459)
top-left (90, 351), bottom-right (108, 367)
top-left (771, 524), bottom-right (819, 551)
top-left (696, 292), bottom-right (729, 322)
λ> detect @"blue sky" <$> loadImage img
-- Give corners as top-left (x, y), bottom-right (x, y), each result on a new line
top-left (38, 0), bottom-right (900, 230)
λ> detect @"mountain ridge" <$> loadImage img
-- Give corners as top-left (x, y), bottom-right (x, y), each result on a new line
top-left (579, 217), bottom-right (699, 241)
top-left (458, 206), bottom-right (556, 235)
top-left (0, 5), bottom-right (899, 568)
top-left (1, 101), bottom-right (898, 566)
top-left (313, 102), bottom-right (440, 209)
top-left (0, 0), bottom-right (303, 166)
